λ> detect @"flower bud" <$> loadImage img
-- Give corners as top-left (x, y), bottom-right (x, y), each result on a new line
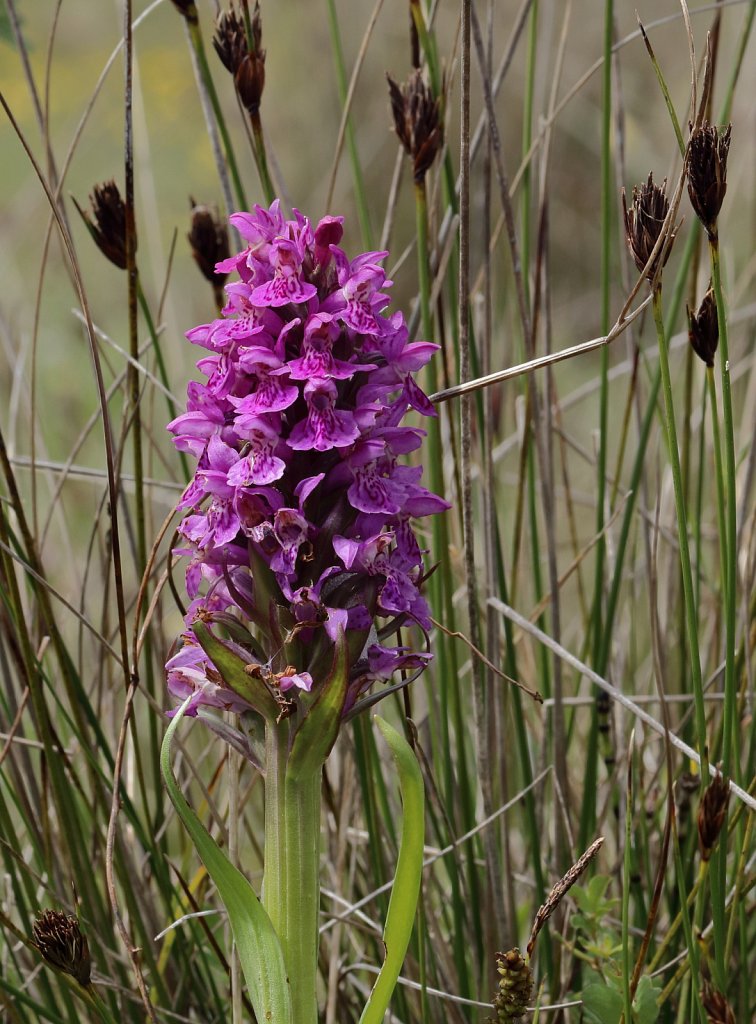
top-left (387, 69), bottom-right (443, 184)
top-left (32, 910), bottom-right (91, 987)
top-left (622, 173), bottom-right (675, 284)
top-left (687, 122), bottom-right (732, 239)
top-left (687, 287), bottom-right (718, 368)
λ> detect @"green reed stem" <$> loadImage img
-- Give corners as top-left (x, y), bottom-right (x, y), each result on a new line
top-left (620, 743), bottom-right (634, 1024)
top-left (708, 237), bottom-right (737, 778)
top-left (325, 0), bottom-right (373, 245)
top-left (652, 287), bottom-right (708, 781)
top-left (136, 281), bottom-right (190, 481)
top-left (187, 21), bottom-right (248, 210)
top-left (725, 809), bottom-right (753, 965)
top-left (705, 366), bottom-right (728, 697)
top-left (414, 180), bottom-right (458, 811)
top-left (248, 110), bottom-right (275, 206)
top-left (664, 833), bottom-right (705, 1022)
top-left (581, 0), bottom-right (614, 851)
top-left (262, 723), bottom-right (287, 940)
top-left (84, 988), bottom-right (122, 1024)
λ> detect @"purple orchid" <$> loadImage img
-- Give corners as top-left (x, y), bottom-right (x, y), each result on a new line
top-left (166, 201), bottom-right (449, 734)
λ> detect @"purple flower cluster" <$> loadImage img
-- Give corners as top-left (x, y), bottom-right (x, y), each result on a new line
top-left (166, 201), bottom-right (448, 721)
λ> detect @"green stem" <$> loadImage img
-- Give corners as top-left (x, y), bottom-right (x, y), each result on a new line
top-left (263, 721), bottom-right (322, 1024)
top-left (709, 237), bottom-right (737, 778)
top-left (414, 181), bottom-right (433, 352)
top-left (283, 771), bottom-right (321, 1024)
top-left (136, 280), bottom-right (190, 481)
top-left (581, 0), bottom-right (614, 851)
top-left (665, 832), bottom-right (706, 1022)
top-left (705, 367), bottom-right (728, 717)
top-left (414, 182), bottom-right (466, 962)
top-left (188, 21), bottom-right (248, 210)
top-left (652, 287), bottom-right (709, 782)
top-left (325, 0), bottom-right (373, 245)
top-left (620, 744), bottom-right (634, 1024)
top-left (262, 723), bottom-right (288, 940)
top-left (84, 987), bottom-right (122, 1024)
top-left (249, 111), bottom-right (276, 205)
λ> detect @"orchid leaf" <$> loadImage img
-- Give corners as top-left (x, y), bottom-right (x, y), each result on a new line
top-left (286, 630), bottom-right (349, 781)
top-left (358, 716), bottom-right (425, 1024)
top-left (161, 699), bottom-right (292, 1023)
top-left (192, 619), bottom-right (277, 721)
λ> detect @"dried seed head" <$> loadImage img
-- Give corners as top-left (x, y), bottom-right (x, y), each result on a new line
top-left (249, 0), bottom-right (263, 54)
top-left (687, 287), bottom-right (718, 368)
top-left (489, 948), bottom-right (533, 1023)
top-left (73, 181), bottom-right (128, 270)
top-left (622, 173), bottom-right (675, 285)
top-left (527, 836), bottom-right (604, 959)
top-left (700, 982), bottom-right (735, 1024)
top-left (687, 122), bottom-right (732, 239)
top-left (214, 3), bottom-right (265, 114)
top-left (169, 0), bottom-right (199, 25)
top-left (213, 5), bottom-right (247, 74)
top-left (32, 910), bottom-right (91, 987)
top-left (386, 69), bottom-right (443, 184)
top-left (697, 772), bottom-right (729, 861)
top-left (188, 199), bottom-right (230, 287)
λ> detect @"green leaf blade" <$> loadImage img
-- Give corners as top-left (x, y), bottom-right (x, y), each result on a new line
top-left (358, 716), bottom-right (425, 1024)
top-left (160, 700), bottom-right (292, 1023)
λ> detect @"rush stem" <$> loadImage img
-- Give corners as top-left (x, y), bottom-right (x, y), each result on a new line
top-left (651, 286), bottom-right (709, 783)
top-left (709, 235), bottom-right (737, 777)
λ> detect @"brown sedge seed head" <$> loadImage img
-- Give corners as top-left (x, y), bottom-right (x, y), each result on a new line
top-left (687, 287), bottom-right (718, 368)
top-left (32, 910), bottom-right (91, 987)
top-left (622, 172), bottom-right (675, 284)
top-left (386, 68), bottom-right (443, 184)
top-left (188, 198), bottom-right (231, 287)
top-left (687, 122), bottom-right (732, 239)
